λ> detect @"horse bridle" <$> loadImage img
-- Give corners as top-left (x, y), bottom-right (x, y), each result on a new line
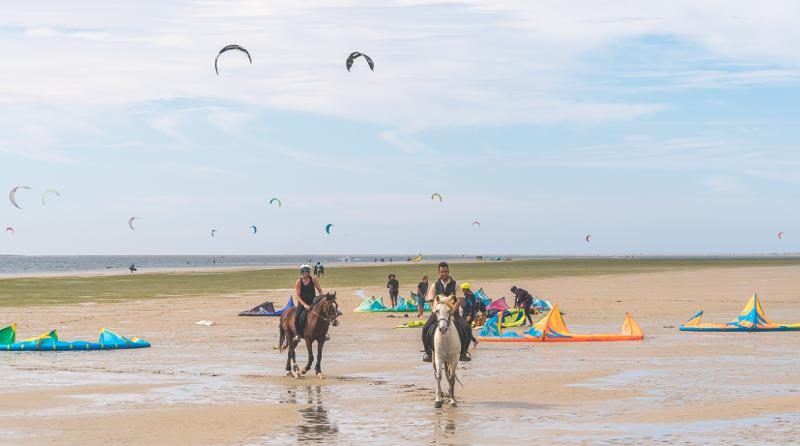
top-left (435, 297), bottom-right (454, 329)
top-left (310, 300), bottom-right (340, 323)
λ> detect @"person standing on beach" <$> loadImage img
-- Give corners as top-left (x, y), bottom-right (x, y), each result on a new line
top-left (387, 274), bottom-right (400, 308)
top-left (293, 264), bottom-right (324, 343)
top-left (318, 263), bottom-right (325, 278)
top-left (313, 262), bottom-right (320, 277)
top-left (511, 285), bottom-right (534, 326)
top-left (461, 283), bottom-right (477, 326)
top-left (421, 262), bottom-right (476, 363)
top-left (416, 275), bottom-right (429, 317)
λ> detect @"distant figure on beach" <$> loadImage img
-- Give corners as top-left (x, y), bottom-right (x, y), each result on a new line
top-left (318, 263), bottom-right (325, 278)
top-left (511, 285), bottom-right (535, 326)
top-left (416, 275), bottom-right (429, 317)
top-left (129, 263), bottom-right (137, 273)
top-left (313, 262), bottom-right (320, 277)
top-left (387, 274), bottom-right (400, 308)
top-left (421, 262), bottom-right (477, 363)
top-left (389, 258), bottom-right (393, 263)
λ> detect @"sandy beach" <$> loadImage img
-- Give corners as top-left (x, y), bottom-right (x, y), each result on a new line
top-left (1, 264), bottom-right (798, 445)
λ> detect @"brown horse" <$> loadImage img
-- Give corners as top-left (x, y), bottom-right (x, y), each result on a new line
top-left (279, 292), bottom-right (341, 379)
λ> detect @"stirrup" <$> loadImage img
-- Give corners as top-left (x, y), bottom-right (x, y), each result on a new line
top-left (422, 351), bottom-right (432, 363)
top-left (292, 335), bottom-right (301, 344)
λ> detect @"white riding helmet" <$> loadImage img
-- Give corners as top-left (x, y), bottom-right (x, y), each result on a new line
top-left (300, 264), bottom-right (312, 273)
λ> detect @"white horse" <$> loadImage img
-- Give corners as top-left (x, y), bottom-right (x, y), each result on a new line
top-left (432, 295), bottom-right (461, 408)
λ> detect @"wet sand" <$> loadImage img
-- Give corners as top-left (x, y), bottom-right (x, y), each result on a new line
top-left (1, 266), bottom-right (799, 445)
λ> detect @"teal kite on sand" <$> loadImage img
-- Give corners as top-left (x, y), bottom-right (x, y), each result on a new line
top-left (0, 324), bottom-right (150, 351)
top-left (353, 295), bottom-right (430, 313)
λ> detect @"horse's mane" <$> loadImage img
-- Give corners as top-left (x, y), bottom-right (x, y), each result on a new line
top-left (434, 295), bottom-right (455, 313)
top-left (313, 292), bottom-right (336, 305)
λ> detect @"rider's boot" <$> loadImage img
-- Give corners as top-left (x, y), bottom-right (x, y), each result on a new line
top-left (422, 351), bottom-right (432, 362)
top-left (459, 351), bottom-right (472, 362)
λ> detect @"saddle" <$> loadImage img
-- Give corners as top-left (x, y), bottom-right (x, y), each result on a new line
top-left (425, 316), bottom-right (466, 349)
top-left (295, 307), bottom-right (309, 333)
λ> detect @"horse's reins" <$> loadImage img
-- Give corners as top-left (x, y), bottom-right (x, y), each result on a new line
top-left (309, 302), bottom-right (340, 323)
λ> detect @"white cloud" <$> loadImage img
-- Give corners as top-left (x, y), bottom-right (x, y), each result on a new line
top-left (704, 176), bottom-right (750, 194)
top-left (379, 129), bottom-right (432, 154)
top-left (149, 114), bottom-right (188, 143)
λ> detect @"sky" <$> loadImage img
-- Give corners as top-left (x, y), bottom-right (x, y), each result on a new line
top-left (1, 1), bottom-right (799, 256)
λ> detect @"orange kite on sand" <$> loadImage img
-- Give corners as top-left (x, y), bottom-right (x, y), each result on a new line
top-left (477, 304), bottom-right (644, 342)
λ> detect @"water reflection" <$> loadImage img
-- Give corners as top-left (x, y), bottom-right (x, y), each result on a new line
top-left (431, 410), bottom-right (457, 445)
top-left (282, 385), bottom-right (338, 443)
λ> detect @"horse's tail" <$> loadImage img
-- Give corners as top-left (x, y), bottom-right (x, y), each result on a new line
top-left (446, 362), bottom-right (464, 389)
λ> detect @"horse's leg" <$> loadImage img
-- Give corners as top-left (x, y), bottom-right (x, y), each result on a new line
top-left (447, 362), bottom-right (458, 407)
top-left (315, 339), bottom-right (325, 378)
top-left (434, 356), bottom-right (444, 409)
top-left (290, 340), bottom-right (301, 378)
top-left (301, 338), bottom-right (314, 375)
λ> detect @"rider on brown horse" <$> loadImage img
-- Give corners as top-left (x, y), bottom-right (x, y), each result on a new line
top-left (294, 264), bottom-right (324, 343)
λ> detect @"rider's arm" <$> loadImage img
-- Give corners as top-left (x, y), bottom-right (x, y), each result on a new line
top-left (294, 279), bottom-right (303, 307)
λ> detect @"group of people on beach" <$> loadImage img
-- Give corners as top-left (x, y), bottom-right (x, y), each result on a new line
top-left (291, 260), bottom-right (539, 363)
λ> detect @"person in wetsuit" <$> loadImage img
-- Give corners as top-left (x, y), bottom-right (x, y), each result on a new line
top-left (293, 264), bottom-right (324, 343)
top-left (511, 285), bottom-right (535, 326)
top-left (421, 262), bottom-right (477, 363)
top-left (461, 283), bottom-right (477, 326)
top-left (387, 274), bottom-right (400, 308)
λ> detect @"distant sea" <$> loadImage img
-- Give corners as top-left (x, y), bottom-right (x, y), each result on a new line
top-left (0, 254), bottom-right (492, 275)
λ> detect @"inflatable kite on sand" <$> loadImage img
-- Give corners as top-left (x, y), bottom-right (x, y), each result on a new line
top-left (354, 295), bottom-right (430, 313)
top-left (395, 320), bottom-right (427, 329)
top-left (680, 293), bottom-right (800, 332)
top-left (238, 298), bottom-right (294, 316)
top-left (483, 294), bottom-right (553, 316)
top-left (477, 304), bottom-right (643, 342)
top-left (0, 324), bottom-right (150, 351)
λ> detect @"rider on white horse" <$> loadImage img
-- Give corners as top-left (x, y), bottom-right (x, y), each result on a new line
top-left (421, 262), bottom-right (477, 362)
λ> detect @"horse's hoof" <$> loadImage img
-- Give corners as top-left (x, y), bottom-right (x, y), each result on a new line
top-left (450, 401), bottom-right (458, 407)
top-left (301, 368), bottom-right (308, 375)
top-left (434, 401), bottom-right (443, 409)
top-left (286, 371), bottom-right (293, 377)
top-left (317, 373), bottom-right (325, 379)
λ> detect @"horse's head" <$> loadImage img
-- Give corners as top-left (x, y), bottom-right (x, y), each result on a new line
top-left (319, 292), bottom-right (341, 327)
top-left (434, 294), bottom-right (456, 334)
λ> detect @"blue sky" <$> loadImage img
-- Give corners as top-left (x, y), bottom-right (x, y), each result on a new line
top-left (1, 1), bottom-right (799, 255)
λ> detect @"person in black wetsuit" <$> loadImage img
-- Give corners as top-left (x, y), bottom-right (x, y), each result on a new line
top-left (511, 285), bottom-right (534, 326)
top-left (293, 264), bottom-right (324, 343)
top-left (461, 283), bottom-right (477, 326)
top-left (387, 274), bottom-right (400, 308)
top-left (421, 262), bottom-right (477, 363)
